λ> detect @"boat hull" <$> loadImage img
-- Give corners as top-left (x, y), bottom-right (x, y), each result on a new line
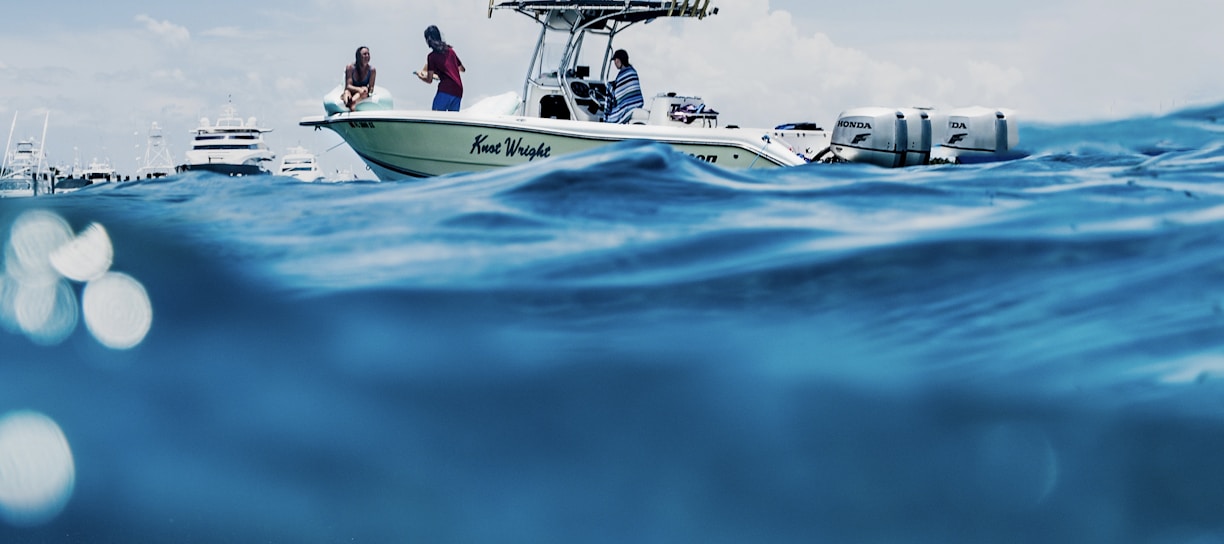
top-left (54, 178), bottom-right (93, 193)
top-left (0, 179), bottom-right (34, 198)
top-left (0, 175), bottom-right (56, 197)
top-left (301, 111), bottom-right (806, 180)
top-left (178, 163), bottom-right (270, 176)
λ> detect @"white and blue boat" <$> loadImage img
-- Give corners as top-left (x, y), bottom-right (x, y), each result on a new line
top-left (301, 1), bottom-right (812, 179)
top-left (180, 103), bottom-right (275, 176)
top-left (301, 1), bottom-right (1019, 178)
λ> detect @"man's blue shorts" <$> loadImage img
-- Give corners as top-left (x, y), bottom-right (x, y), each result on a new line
top-left (432, 92), bottom-right (462, 112)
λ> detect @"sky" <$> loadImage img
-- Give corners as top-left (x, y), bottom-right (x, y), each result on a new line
top-left (0, 0), bottom-right (1221, 176)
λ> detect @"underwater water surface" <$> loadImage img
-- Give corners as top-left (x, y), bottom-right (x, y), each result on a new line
top-left (3, 103), bottom-right (1224, 542)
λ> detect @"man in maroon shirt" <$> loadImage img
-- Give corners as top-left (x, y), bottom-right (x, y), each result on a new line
top-left (416, 25), bottom-right (465, 111)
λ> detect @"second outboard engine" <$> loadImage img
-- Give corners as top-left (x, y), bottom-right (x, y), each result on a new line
top-left (931, 107), bottom-right (1020, 163)
top-left (830, 107), bottom-right (931, 168)
top-left (897, 108), bottom-right (931, 166)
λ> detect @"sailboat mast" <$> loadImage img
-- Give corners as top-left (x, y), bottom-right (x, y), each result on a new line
top-left (35, 112), bottom-right (49, 194)
top-left (36, 112), bottom-right (49, 172)
top-left (1, 111), bottom-right (16, 174)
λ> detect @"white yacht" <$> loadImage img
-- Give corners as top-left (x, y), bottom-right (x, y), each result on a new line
top-left (181, 104), bottom-right (275, 176)
top-left (301, 1), bottom-right (1019, 178)
top-left (277, 146), bottom-right (325, 182)
top-left (82, 157), bottom-right (119, 184)
top-left (137, 122), bottom-right (176, 179)
top-left (1, 111), bottom-right (56, 197)
top-left (0, 139), bottom-right (51, 197)
top-left (53, 156), bottom-right (118, 193)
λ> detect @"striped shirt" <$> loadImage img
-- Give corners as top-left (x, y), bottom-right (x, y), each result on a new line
top-left (605, 65), bottom-right (644, 124)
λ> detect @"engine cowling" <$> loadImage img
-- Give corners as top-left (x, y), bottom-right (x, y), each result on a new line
top-left (931, 107), bottom-right (1020, 163)
top-left (830, 107), bottom-right (931, 168)
top-left (898, 108), bottom-right (931, 167)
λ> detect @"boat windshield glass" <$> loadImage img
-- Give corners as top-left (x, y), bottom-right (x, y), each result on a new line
top-left (533, 32), bottom-right (567, 80)
top-left (533, 22), bottom-right (612, 82)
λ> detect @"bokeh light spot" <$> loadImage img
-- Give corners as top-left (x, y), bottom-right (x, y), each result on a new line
top-left (4, 210), bottom-right (73, 286)
top-left (12, 280), bottom-right (78, 346)
top-left (0, 411), bottom-right (75, 527)
top-left (82, 272), bottom-right (152, 349)
top-left (2, 211), bottom-right (151, 348)
top-left (49, 223), bottom-right (113, 282)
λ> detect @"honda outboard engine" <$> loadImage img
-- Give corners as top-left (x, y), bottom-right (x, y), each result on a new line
top-left (931, 107), bottom-right (1020, 163)
top-left (830, 107), bottom-right (931, 168)
top-left (897, 108), bottom-right (931, 166)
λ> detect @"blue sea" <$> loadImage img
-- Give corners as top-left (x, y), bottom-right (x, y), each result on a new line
top-left (3, 103), bottom-right (1224, 543)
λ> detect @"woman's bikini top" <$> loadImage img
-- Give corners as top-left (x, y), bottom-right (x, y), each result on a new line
top-left (351, 66), bottom-right (371, 87)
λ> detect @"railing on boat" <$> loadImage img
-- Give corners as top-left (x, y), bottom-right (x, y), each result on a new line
top-left (489, 0), bottom-right (714, 20)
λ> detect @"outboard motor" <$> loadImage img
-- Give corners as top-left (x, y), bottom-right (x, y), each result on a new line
top-left (831, 107), bottom-right (930, 168)
top-left (898, 108), bottom-right (931, 166)
top-left (932, 107), bottom-right (1020, 163)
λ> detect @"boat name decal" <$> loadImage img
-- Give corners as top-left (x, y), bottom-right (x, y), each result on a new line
top-left (470, 134), bottom-right (552, 162)
top-left (689, 154), bottom-right (718, 163)
top-left (837, 121), bottom-right (872, 129)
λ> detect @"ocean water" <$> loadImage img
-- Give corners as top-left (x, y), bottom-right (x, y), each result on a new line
top-left (2, 103), bottom-right (1224, 543)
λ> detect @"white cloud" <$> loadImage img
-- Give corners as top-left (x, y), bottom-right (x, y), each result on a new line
top-left (150, 68), bottom-right (187, 83)
top-left (961, 61), bottom-right (1025, 106)
top-left (275, 76), bottom-right (306, 95)
top-left (200, 27), bottom-right (243, 39)
top-left (134, 15), bottom-right (190, 47)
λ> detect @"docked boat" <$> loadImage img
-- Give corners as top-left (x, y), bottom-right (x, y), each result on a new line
top-left (180, 103), bottom-right (275, 176)
top-left (300, 1), bottom-right (1018, 178)
top-left (277, 146), bottom-right (326, 182)
top-left (53, 156), bottom-right (119, 193)
top-left (137, 122), bottom-right (176, 179)
top-left (0, 139), bottom-right (48, 197)
top-left (82, 157), bottom-right (119, 183)
top-left (1, 113), bottom-right (56, 197)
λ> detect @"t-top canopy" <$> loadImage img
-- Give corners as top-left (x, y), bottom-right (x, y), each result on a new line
top-left (489, 0), bottom-right (715, 22)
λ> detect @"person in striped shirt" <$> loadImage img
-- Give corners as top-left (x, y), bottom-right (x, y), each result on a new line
top-left (603, 49), bottom-right (644, 124)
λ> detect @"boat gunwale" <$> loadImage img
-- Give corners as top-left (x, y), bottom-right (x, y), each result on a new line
top-left (302, 110), bottom-right (802, 170)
